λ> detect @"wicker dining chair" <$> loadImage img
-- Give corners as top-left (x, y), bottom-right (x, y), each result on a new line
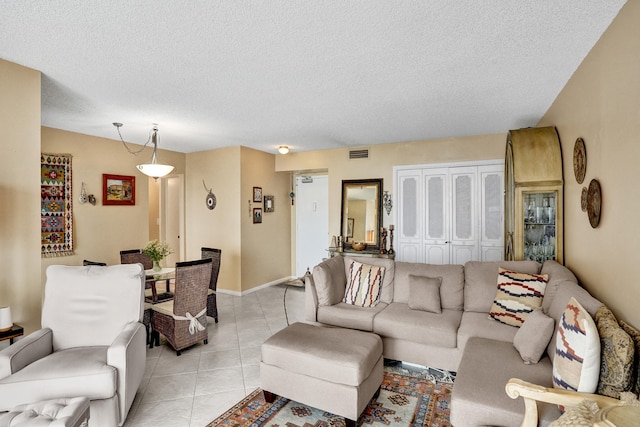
top-left (201, 247), bottom-right (222, 323)
top-left (150, 258), bottom-right (212, 355)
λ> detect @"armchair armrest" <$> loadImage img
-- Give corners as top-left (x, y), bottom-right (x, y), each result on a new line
top-left (0, 328), bottom-right (52, 379)
top-left (305, 274), bottom-right (319, 322)
top-left (505, 378), bottom-right (620, 427)
top-left (107, 321), bottom-right (146, 425)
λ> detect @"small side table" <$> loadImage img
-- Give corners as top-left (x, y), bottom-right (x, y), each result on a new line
top-left (0, 324), bottom-right (24, 344)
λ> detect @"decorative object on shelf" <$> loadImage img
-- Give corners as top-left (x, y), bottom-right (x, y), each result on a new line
top-left (337, 235), bottom-right (343, 253)
top-left (388, 224), bottom-right (395, 255)
top-left (278, 145), bottom-right (289, 154)
top-left (113, 123), bottom-right (174, 179)
top-left (351, 241), bottom-right (366, 251)
top-left (203, 180), bottom-right (217, 210)
top-left (383, 191), bottom-right (392, 215)
top-left (253, 207), bottom-right (262, 224)
top-left (264, 195), bottom-right (274, 212)
top-left (587, 179), bottom-right (601, 228)
top-left (78, 182), bottom-right (95, 205)
top-left (253, 186), bottom-right (262, 202)
top-left (103, 174), bottom-right (135, 206)
top-left (41, 153), bottom-right (74, 257)
top-left (142, 240), bottom-right (173, 272)
top-left (330, 235), bottom-right (337, 249)
top-left (0, 306), bottom-right (12, 332)
top-left (379, 227), bottom-right (388, 254)
top-left (573, 137), bottom-right (587, 184)
top-left (581, 187), bottom-right (588, 212)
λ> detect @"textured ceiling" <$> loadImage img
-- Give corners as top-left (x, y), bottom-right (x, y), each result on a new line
top-left (0, 1), bottom-right (626, 154)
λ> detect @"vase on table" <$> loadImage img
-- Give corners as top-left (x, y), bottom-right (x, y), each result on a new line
top-left (152, 260), bottom-right (162, 272)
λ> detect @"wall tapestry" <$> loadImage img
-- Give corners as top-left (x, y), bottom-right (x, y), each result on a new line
top-left (41, 153), bottom-right (74, 257)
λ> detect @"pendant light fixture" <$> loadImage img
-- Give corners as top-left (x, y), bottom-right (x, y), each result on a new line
top-left (113, 122), bottom-right (175, 179)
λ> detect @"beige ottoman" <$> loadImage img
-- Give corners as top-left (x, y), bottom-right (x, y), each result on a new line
top-left (0, 397), bottom-right (89, 427)
top-left (260, 322), bottom-right (383, 427)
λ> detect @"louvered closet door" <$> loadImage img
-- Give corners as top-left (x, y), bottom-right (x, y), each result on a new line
top-left (480, 165), bottom-right (504, 261)
top-left (396, 169), bottom-right (422, 263)
top-left (423, 168), bottom-right (450, 264)
top-left (449, 167), bottom-right (478, 265)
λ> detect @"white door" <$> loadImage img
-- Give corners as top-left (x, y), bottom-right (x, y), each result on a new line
top-left (449, 167), bottom-right (478, 265)
top-left (423, 168), bottom-right (450, 264)
top-left (160, 175), bottom-right (184, 267)
top-left (396, 169), bottom-right (422, 263)
top-left (480, 164), bottom-right (504, 261)
top-left (295, 175), bottom-right (328, 277)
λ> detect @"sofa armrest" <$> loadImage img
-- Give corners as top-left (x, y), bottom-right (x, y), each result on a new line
top-left (305, 274), bottom-right (319, 322)
top-left (0, 328), bottom-right (52, 379)
top-left (107, 321), bottom-right (146, 425)
top-left (505, 378), bottom-right (620, 427)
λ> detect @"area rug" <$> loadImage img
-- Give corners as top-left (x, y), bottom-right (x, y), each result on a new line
top-left (207, 364), bottom-right (454, 427)
top-left (41, 153), bottom-right (74, 257)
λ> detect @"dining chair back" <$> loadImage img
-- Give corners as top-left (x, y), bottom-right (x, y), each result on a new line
top-left (151, 258), bottom-right (212, 355)
top-left (201, 247), bottom-right (222, 323)
top-left (83, 259), bottom-right (107, 266)
top-left (119, 249), bottom-right (153, 269)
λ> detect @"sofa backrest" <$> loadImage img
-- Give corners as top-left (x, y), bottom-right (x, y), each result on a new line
top-left (394, 262), bottom-right (464, 310)
top-left (342, 256), bottom-right (396, 304)
top-left (463, 260), bottom-right (542, 313)
top-left (540, 260), bottom-right (579, 313)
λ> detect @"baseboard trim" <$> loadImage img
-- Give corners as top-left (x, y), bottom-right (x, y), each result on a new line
top-left (216, 276), bottom-right (297, 297)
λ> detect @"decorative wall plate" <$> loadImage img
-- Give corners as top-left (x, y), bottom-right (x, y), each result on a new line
top-left (573, 137), bottom-right (587, 184)
top-left (581, 187), bottom-right (588, 212)
top-left (587, 179), bottom-right (601, 228)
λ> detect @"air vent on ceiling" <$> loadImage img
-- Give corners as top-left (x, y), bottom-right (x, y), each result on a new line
top-left (349, 149), bottom-right (369, 159)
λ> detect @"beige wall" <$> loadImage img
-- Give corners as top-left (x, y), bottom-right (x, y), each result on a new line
top-left (40, 127), bottom-right (186, 285)
top-left (0, 60), bottom-right (41, 334)
top-left (538, 0), bottom-right (640, 326)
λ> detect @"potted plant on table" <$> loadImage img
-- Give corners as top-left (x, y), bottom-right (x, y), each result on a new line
top-left (142, 240), bottom-right (173, 272)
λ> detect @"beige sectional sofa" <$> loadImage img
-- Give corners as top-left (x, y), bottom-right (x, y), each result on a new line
top-left (304, 255), bottom-right (602, 427)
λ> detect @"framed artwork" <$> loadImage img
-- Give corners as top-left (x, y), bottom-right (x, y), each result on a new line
top-left (103, 174), bottom-right (135, 205)
top-left (347, 218), bottom-right (354, 238)
top-left (253, 208), bottom-right (263, 224)
top-left (253, 186), bottom-right (263, 202)
top-left (264, 195), bottom-right (274, 212)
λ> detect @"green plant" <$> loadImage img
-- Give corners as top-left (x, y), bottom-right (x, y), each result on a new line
top-left (142, 240), bottom-right (173, 262)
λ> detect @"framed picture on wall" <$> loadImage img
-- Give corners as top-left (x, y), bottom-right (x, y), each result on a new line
top-left (253, 208), bottom-right (263, 224)
top-left (253, 187), bottom-right (262, 202)
top-left (264, 195), bottom-right (274, 212)
top-left (103, 174), bottom-right (135, 206)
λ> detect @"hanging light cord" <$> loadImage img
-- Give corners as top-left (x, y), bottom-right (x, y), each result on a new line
top-left (113, 123), bottom-right (154, 156)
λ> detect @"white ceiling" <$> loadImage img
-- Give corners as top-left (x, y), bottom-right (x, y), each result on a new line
top-left (0, 1), bottom-right (626, 154)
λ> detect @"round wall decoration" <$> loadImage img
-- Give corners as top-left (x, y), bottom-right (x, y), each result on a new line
top-left (581, 187), bottom-right (588, 212)
top-left (586, 179), bottom-right (601, 228)
top-left (573, 137), bottom-right (587, 184)
top-left (206, 192), bottom-right (217, 210)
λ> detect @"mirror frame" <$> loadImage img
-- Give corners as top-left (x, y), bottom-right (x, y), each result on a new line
top-left (340, 178), bottom-right (383, 250)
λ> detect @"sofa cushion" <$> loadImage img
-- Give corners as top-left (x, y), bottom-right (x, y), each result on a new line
top-left (394, 262), bottom-right (464, 310)
top-left (373, 303), bottom-right (461, 348)
top-left (457, 312), bottom-right (519, 353)
top-left (317, 302), bottom-right (388, 332)
top-left (408, 275), bottom-right (441, 313)
top-left (595, 305), bottom-right (635, 398)
top-left (540, 260), bottom-right (578, 314)
top-left (463, 261), bottom-right (541, 313)
top-left (620, 320), bottom-right (640, 397)
top-left (513, 308), bottom-right (555, 364)
top-left (312, 256), bottom-right (346, 307)
top-left (546, 281), bottom-right (602, 360)
top-left (552, 297), bottom-right (600, 393)
top-left (488, 268), bottom-right (548, 327)
top-left (451, 337), bottom-right (559, 427)
top-left (343, 259), bottom-right (385, 307)
top-left (343, 256), bottom-right (395, 303)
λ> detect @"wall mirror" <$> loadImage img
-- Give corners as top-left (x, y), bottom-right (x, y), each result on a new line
top-left (340, 178), bottom-right (383, 250)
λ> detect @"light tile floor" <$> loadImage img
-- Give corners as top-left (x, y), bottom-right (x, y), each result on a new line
top-left (124, 282), bottom-right (306, 427)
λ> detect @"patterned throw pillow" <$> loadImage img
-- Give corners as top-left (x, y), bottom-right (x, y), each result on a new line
top-left (620, 319), bottom-right (640, 397)
top-left (595, 305), bottom-right (635, 398)
top-left (343, 260), bottom-right (385, 308)
top-left (553, 297), bottom-right (601, 393)
top-left (488, 268), bottom-right (548, 327)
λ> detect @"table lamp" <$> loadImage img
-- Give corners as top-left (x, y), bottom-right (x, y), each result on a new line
top-left (0, 306), bottom-right (12, 332)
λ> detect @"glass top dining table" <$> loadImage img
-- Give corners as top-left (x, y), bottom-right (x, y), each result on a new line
top-left (144, 267), bottom-right (175, 303)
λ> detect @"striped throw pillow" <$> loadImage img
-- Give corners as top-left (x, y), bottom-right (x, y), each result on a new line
top-left (488, 268), bottom-right (548, 327)
top-left (343, 260), bottom-right (385, 307)
top-left (553, 297), bottom-right (601, 393)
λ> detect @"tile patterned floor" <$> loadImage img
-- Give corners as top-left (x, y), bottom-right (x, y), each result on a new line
top-left (124, 283), bottom-right (306, 427)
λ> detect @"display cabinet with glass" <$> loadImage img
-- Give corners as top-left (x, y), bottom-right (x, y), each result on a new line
top-left (522, 191), bottom-right (557, 263)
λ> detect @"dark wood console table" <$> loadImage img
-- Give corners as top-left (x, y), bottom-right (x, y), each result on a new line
top-left (0, 324), bottom-right (24, 344)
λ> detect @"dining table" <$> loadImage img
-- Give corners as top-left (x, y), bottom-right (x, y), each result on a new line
top-left (144, 267), bottom-right (175, 303)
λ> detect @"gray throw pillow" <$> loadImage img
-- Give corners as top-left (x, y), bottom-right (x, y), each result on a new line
top-left (312, 256), bottom-right (346, 306)
top-left (513, 308), bottom-right (555, 364)
top-left (408, 275), bottom-right (442, 313)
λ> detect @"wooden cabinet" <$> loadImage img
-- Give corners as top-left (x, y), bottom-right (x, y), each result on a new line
top-left (395, 161), bottom-right (503, 264)
top-left (505, 127), bottom-right (564, 264)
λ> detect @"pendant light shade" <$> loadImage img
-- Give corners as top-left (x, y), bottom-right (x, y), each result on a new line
top-left (114, 123), bottom-right (175, 179)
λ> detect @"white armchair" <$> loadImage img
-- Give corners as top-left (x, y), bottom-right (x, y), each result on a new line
top-left (0, 264), bottom-right (147, 427)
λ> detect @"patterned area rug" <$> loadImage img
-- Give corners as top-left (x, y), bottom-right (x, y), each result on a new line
top-left (208, 364), bottom-right (454, 427)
